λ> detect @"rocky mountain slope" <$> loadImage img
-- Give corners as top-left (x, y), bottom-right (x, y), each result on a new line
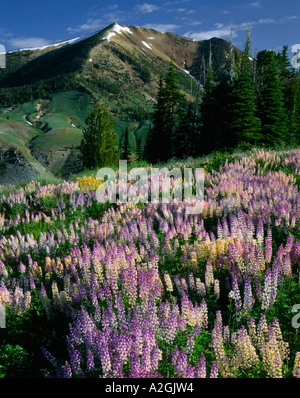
top-left (0, 23), bottom-right (241, 184)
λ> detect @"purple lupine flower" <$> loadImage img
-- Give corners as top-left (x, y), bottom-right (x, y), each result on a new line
top-left (243, 274), bottom-right (254, 311)
top-left (99, 338), bottom-right (112, 377)
top-left (261, 269), bottom-right (272, 310)
top-left (195, 278), bottom-right (206, 297)
top-left (171, 346), bottom-right (180, 367)
top-left (70, 348), bottom-right (83, 376)
top-left (270, 268), bottom-right (278, 306)
top-left (186, 364), bottom-right (195, 378)
top-left (237, 209), bottom-right (247, 238)
top-left (175, 348), bottom-right (188, 378)
top-left (63, 361), bottom-right (72, 378)
top-left (112, 352), bottom-right (124, 378)
top-left (196, 353), bottom-right (206, 378)
top-left (282, 254), bottom-right (292, 278)
top-left (86, 349), bottom-right (95, 373)
top-left (265, 227), bottom-right (272, 263)
top-left (214, 279), bottom-right (220, 299)
top-left (223, 325), bottom-right (230, 344)
top-left (254, 277), bottom-right (262, 301)
top-left (205, 261), bottom-right (214, 290)
top-left (256, 217), bottom-right (264, 246)
top-left (141, 339), bottom-right (151, 373)
top-left (150, 342), bottom-right (161, 372)
top-left (186, 331), bottom-right (195, 361)
top-left (232, 275), bottom-right (242, 322)
top-left (128, 345), bottom-right (142, 378)
top-left (210, 361), bottom-right (218, 378)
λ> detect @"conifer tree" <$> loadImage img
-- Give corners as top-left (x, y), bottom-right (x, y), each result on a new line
top-left (290, 68), bottom-right (300, 144)
top-left (199, 64), bottom-right (218, 154)
top-left (276, 46), bottom-right (300, 144)
top-left (135, 136), bottom-right (143, 161)
top-left (80, 104), bottom-right (119, 169)
top-left (122, 127), bottom-right (130, 161)
top-left (144, 60), bottom-right (185, 163)
top-left (172, 103), bottom-right (192, 158)
top-left (228, 31), bottom-right (261, 148)
top-left (256, 49), bottom-right (289, 146)
top-left (200, 39), bottom-right (236, 153)
top-left (161, 59), bottom-right (186, 161)
top-left (143, 76), bottom-right (165, 163)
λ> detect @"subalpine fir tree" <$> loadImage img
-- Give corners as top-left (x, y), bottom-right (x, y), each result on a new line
top-left (172, 102), bottom-right (193, 158)
top-left (290, 67), bottom-right (300, 144)
top-left (200, 38), bottom-right (237, 153)
top-left (199, 65), bottom-right (219, 154)
top-left (256, 49), bottom-right (289, 146)
top-left (228, 31), bottom-right (261, 148)
top-left (144, 76), bottom-right (165, 163)
top-left (161, 59), bottom-right (186, 161)
top-left (135, 136), bottom-right (143, 161)
top-left (276, 46), bottom-right (300, 144)
top-left (80, 104), bottom-right (119, 169)
top-left (144, 60), bottom-right (185, 163)
top-left (122, 127), bottom-right (130, 161)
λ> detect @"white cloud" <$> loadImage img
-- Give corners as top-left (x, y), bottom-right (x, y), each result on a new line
top-left (67, 18), bottom-right (103, 33)
top-left (281, 15), bottom-right (299, 22)
top-left (258, 18), bottom-right (276, 24)
top-left (185, 26), bottom-right (234, 41)
top-left (250, 2), bottom-right (263, 8)
top-left (142, 23), bottom-right (180, 32)
top-left (185, 15), bottom-right (300, 42)
top-left (136, 3), bottom-right (160, 13)
top-left (8, 37), bottom-right (51, 50)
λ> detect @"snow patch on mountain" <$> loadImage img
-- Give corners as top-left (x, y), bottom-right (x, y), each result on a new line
top-left (104, 23), bottom-right (133, 42)
top-left (8, 37), bottom-right (81, 53)
top-left (142, 41), bottom-right (152, 49)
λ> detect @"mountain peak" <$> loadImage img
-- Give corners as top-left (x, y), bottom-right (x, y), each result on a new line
top-left (103, 23), bottom-right (133, 42)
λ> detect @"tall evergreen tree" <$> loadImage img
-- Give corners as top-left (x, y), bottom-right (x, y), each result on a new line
top-left (228, 31), bottom-right (261, 148)
top-left (290, 67), bottom-right (300, 144)
top-left (276, 46), bottom-right (300, 144)
top-left (256, 49), bottom-right (289, 146)
top-left (135, 136), bottom-right (143, 161)
top-left (161, 59), bottom-right (186, 161)
top-left (200, 38), bottom-right (237, 154)
top-left (143, 76), bottom-right (165, 163)
top-left (80, 104), bottom-right (119, 169)
top-left (144, 60), bottom-right (185, 163)
top-left (122, 127), bottom-right (130, 161)
top-left (199, 65), bottom-right (219, 154)
top-left (172, 102), bottom-right (193, 158)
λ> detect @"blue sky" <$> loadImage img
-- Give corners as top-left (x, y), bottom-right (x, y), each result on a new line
top-left (0, 0), bottom-right (299, 59)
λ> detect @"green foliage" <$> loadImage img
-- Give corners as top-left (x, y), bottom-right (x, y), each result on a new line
top-left (0, 344), bottom-right (30, 378)
top-left (144, 61), bottom-right (186, 163)
top-left (256, 49), bottom-right (289, 146)
top-left (80, 104), bottom-right (119, 169)
top-left (121, 127), bottom-right (131, 161)
top-left (228, 38), bottom-right (262, 148)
